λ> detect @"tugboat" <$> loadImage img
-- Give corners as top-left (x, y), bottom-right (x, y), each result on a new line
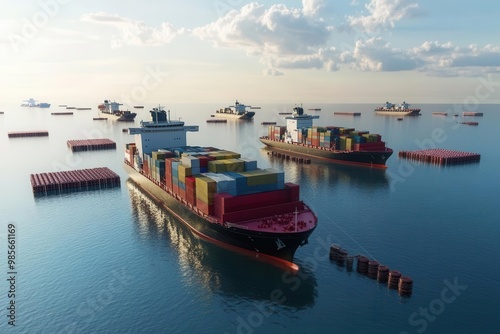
top-left (21, 98), bottom-right (50, 108)
top-left (97, 100), bottom-right (136, 122)
top-left (215, 100), bottom-right (258, 119)
top-left (123, 106), bottom-right (318, 269)
top-left (260, 105), bottom-right (393, 168)
top-left (374, 101), bottom-right (421, 116)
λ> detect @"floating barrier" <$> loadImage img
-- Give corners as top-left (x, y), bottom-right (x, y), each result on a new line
top-left (388, 270), bottom-right (401, 289)
top-left (278, 112), bottom-right (292, 115)
top-left (267, 150), bottom-right (311, 164)
top-left (134, 105), bottom-right (144, 108)
top-left (261, 122), bottom-right (277, 125)
top-left (76, 107), bottom-right (92, 110)
top-left (334, 112), bottom-right (361, 116)
top-left (398, 149), bottom-right (480, 165)
top-left (463, 112), bottom-right (483, 116)
top-left (8, 130), bottom-right (49, 138)
top-left (30, 167), bottom-right (120, 195)
top-left (377, 265), bottom-right (390, 283)
top-left (330, 244), bottom-right (413, 297)
top-left (66, 106), bottom-right (76, 109)
top-left (67, 139), bottom-right (116, 152)
top-left (398, 276), bottom-right (413, 296)
top-left (432, 112), bottom-right (448, 116)
top-left (206, 118), bottom-right (227, 123)
top-left (51, 112), bottom-right (73, 115)
top-left (58, 104), bottom-right (67, 107)
top-left (397, 118), bottom-right (403, 121)
top-left (460, 122), bottom-right (479, 126)
top-left (93, 117), bottom-right (107, 121)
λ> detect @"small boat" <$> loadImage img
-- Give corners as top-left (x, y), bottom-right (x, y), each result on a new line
top-left (375, 101), bottom-right (420, 116)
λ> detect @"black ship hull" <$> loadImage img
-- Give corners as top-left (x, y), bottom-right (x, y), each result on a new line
top-left (100, 111), bottom-right (137, 122)
top-left (124, 163), bottom-right (316, 268)
top-left (214, 111), bottom-right (255, 120)
top-left (260, 138), bottom-right (393, 167)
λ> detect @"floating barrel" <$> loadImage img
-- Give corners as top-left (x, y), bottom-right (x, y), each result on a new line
top-left (388, 270), bottom-right (401, 289)
top-left (367, 260), bottom-right (380, 279)
top-left (356, 256), bottom-right (369, 274)
top-left (337, 249), bottom-right (348, 266)
top-left (398, 276), bottom-right (413, 296)
top-left (377, 265), bottom-right (390, 283)
top-left (329, 245), bottom-right (341, 261)
top-left (346, 256), bottom-right (354, 271)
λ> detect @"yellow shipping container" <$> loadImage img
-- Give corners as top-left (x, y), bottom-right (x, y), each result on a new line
top-left (177, 164), bottom-right (192, 183)
top-left (195, 176), bottom-right (216, 204)
top-left (346, 137), bottom-right (353, 151)
top-left (239, 169), bottom-right (278, 186)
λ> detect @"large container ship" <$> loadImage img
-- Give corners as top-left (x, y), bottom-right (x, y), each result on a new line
top-left (123, 107), bottom-right (318, 269)
top-left (374, 101), bottom-right (421, 116)
top-left (98, 100), bottom-right (137, 121)
top-left (214, 100), bottom-right (257, 119)
top-left (260, 106), bottom-right (393, 168)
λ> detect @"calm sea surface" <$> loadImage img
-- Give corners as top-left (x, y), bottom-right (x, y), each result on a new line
top-left (0, 103), bottom-right (498, 333)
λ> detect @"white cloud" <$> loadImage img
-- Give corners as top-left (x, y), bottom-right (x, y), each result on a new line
top-left (192, 2), bottom-right (333, 72)
top-left (302, 0), bottom-right (326, 16)
top-left (81, 12), bottom-right (184, 47)
top-left (348, 0), bottom-right (420, 32)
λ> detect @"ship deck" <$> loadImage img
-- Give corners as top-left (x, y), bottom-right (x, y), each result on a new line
top-left (228, 210), bottom-right (317, 233)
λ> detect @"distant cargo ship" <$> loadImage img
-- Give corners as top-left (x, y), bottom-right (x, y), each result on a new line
top-left (123, 107), bottom-right (318, 269)
top-left (97, 100), bottom-right (136, 121)
top-left (374, 101), bottom-right (421, 116)
top-left (21, 98), bottom-right (50, 108)
top-left (260, 106), bottom-right (393, 168)
top-left (214, 100), bottom-right (258, 119)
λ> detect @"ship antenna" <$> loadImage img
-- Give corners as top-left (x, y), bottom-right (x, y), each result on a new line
top-left (168, 109), bottom-right (171, 123)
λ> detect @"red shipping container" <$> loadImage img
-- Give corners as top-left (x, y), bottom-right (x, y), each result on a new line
top-left (221, 201), bottom-right (305, 223)
top-left (196, 198), bottom-right (214, 216)
top-left (178, 188), bottom-right (186, 200)
top-left (214, 188), bottom-right (292, 215)
top-left (285, 183), bottom-right (300, 202)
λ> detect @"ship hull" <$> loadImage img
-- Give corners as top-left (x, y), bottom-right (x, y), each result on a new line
top-left (214, 112), bottom-right (255, 120)
top-left (260, 138), bottom-right (392, 168)
top-left (124, 162), bottom-right (315, 266)
top-left (374, 109), bottom-right (420, 116)
top-left (100, 111), bottom-right (137, 122)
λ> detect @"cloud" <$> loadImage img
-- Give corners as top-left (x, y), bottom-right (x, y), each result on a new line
top-left (192, 2), bottom-right (333, 71)
top-left (81, 12), bottom-right (184, 47)
top-left (349, 37), bottom-right (420, 71)
top-left (348, 0), bottom-right (420, 32)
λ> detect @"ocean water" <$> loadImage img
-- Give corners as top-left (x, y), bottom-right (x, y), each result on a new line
top-left (0, 102), bottom-right (498, 334)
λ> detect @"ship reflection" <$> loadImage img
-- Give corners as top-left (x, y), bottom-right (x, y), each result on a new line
top-left (126, 180), bottom-right (317, 310)
top-left (262, 149), bottom-right (390, 189)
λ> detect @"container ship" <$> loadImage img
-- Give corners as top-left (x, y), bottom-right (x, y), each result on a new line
top-left (21, 98), bottom-right (50, 108)
top-left (123, 107), bottom-right (318, 269)
top-left (214, 100), bottom-right (257, 120)
top-left (374, 101), bottom-right (421, 116)
top-left (97, 100), bottom-right (137, 121)
top-left (260, 106), bottom-right (393, 168)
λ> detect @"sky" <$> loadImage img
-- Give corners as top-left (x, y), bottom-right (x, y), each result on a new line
top-left (1, 0), bottom-right (500, 105)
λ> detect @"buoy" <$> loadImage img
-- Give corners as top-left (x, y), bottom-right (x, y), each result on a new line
top-left (377, 265), bottom-right (390, 283)
top-left (368, 260), bottom-right (380, 279)
top-left (356, 256), bottom-right (369, 274)
top-left (388, 270), bottom-right (401, 289)
top-left (398, 276), bottom-right (413, 296)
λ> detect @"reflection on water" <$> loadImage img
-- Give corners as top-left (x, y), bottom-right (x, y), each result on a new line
top-left (126, 180), bottom-right (317, 310)
top-left (261, 149), bottom-right (389, 189)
